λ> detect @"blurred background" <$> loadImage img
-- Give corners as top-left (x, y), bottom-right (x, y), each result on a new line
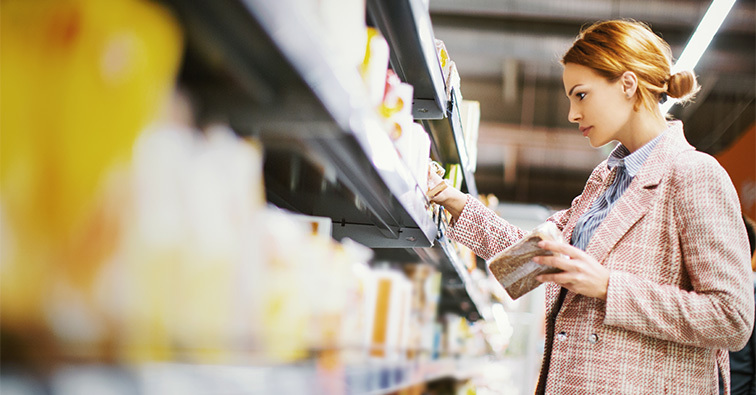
top-left (429, 0), bottom-right (755, 211)
top-left (1, 0), bottom-right (753, 394)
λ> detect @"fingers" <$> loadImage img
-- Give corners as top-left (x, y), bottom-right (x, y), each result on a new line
top-left (538, 240), bottom-right (588, 261)
top-left (428, 171), bottom-right (444, 185)
top-left (533, 254), bottom-right (570, 271)
top-left (533, 247), bottom-right (610, 300)
top-left (536, 271), bottom-right (571, 285)
top-left (427, 180), bottom-right (448, 200)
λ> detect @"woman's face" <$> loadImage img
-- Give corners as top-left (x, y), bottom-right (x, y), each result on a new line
top-left (562, 63), bottom-right (634, 148)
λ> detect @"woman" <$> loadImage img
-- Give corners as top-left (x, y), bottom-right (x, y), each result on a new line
top-left (428, 20), bottom-right (754, 394)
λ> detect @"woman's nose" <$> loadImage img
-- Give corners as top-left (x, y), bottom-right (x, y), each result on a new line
top-left (568, 105), bottom-right (581, 123)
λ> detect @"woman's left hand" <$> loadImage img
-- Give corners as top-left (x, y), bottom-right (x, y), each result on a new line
top-left (534, 240), bottom-right (611, 300)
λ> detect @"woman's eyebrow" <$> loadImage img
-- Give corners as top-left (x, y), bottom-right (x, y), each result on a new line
top-left (568, 84), bottom-right (583, 96)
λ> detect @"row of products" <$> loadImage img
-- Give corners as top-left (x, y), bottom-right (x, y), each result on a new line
top-left (1, 0), bottom-right (502, 387)
top-left (1, 109), bottom-right (497, 367)
top-left (1, 0), bottom-right (186, 363)
top-left (361, 26), bottom-right (433, 195)
top-left (436, 38), bottom-right (481, 174)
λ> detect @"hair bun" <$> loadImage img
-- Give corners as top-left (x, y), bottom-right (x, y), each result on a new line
top-left (667, 70), bottom-right (700, 101)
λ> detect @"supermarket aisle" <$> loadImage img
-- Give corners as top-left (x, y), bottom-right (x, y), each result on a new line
top-left (0, 0), bottom-right (545, 394)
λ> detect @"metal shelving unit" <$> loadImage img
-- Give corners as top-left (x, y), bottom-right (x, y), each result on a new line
top-left (421, 88), bottom-right (479, 196)
top-left (366, 0), bottom-right (447, 119)
top-left (0, 358), bottom-right (490, 395)
top-left (367, 0), bottom-right (477, 195)
top-left (164, 0), bottom-right (436, 248)
top-left (162, 0), bottom-right (489, 335)
top-left (0, 2), bottom-right (495, 394)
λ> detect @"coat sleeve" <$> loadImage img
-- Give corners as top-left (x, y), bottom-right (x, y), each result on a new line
top-left (444, 161), bottom-right (609, 261)
top-left (445, 195), bottom-right (575, 261)
top-left (604, 152), bottom-right (754, 350)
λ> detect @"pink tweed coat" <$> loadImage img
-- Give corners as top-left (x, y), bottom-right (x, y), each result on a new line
top-left (447, 121), bottom-right (754, 394)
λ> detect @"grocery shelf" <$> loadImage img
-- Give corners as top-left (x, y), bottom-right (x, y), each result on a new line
top-left (374, 209), bottom-right (492, 323)
top-left (365, 0), bottom-right (476, 195)
top-left (0, 358), bottom-right (489, 395)
top-left (416, 234), bottom-right (492, 323)
top-left (367, 0), bottom-right (447, 119)
top-left (161, 0), bottom-right (490, 351)
top-left (4, 1), bottom-right (502, 392)
top-left (422, 88), bottom-right (479, 196)
top-left (436, 236), bottom-right (492, 322)
top-left (162, 0), bottom-right (436, 248)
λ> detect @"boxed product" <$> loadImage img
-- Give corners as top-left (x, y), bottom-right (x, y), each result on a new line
top-left (487, 222), bottom-right (566, 299)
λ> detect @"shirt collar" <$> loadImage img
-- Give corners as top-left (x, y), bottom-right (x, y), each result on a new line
top-left (607, 131), bottom-right (666, 177)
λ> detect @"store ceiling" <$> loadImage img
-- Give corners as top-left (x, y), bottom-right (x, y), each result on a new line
top-left (429, 0), bottom-right (755, 207)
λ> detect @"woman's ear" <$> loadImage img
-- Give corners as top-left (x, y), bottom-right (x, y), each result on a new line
top-left (621, 71), bottom-right (638, 98)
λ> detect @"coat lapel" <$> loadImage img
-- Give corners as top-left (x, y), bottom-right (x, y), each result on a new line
top-left (585, 179), bottom-right (658, 264)
top-left (561, 121), bottom-right (691, 308)
top-left (587, 121), bottom-right (691, 264)
top-left (563, 166), bottom-right (612, 243)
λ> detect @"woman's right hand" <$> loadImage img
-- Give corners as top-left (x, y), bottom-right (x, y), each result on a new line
top-left (426, 161), bottom-right (467, 221)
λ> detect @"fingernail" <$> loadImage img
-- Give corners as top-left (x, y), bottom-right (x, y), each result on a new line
top-left (532, 256), bottom-right (540, 263)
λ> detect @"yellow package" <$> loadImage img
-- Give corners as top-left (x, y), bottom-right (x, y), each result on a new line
top-left (1, 0), bottom-right (182, 338)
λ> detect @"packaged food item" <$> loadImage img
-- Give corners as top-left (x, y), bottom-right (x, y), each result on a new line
top-left (380, 69), bottom-right (414, 140)
top-left (392, 122), bottom-right (431, 193)
top-left (487, 222), bottom-right (566, 299)
top-left (435, 39), bottom-right (461, 100)
top-left (360, 27), bottom-right (390, 108)
top-left (444, 163), bottom-right (463, 190)
top-left (435, 39), bottom-right (451, 83)
top-left (403, 264), bottom-right (441, 360)
top-left (318, 0), bottom-right (367, 71)
top-left (446, 61), bottom-right (462, 100)
top-left (460, 100), bottom-right (480, 172)
top-left (0, 0), bottom-right (183, 357)
top-left (369, 268), bottom-right (411, 360)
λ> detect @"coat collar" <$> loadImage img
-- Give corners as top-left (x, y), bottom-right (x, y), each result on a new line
top-left (592, 121), bottom-right (692, 187)
top-left (561, 121), bottom-right (694, 307)
top-left (588, 121), bottom-right (693, 261)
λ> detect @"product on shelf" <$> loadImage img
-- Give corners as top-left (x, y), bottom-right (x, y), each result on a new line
top-left (316, 0), bottom-right (368, 71)
top-left (380, 69), bottom-right (415, 141)
top-left (0, 0), bottom-right (183, 360)
top-left (369, 268), bottom-right (412, 360)
top-left (460, 100), bottom-right (481, 172)
top-left (116, 122), bottom-right (268, 363)
top-left (447, 64), bottom-right (463, 103)
top-left (444, 163), bottom-right (464, 190)
top-left (434, 39), bottom-right (462, 101)
top-left (375, 68), bottom-right (434, 196)
top-left (442, 313), bottom-right (469, 357)
top-left (360, 27), bottom-right (391, 108)
top-left (435, 39), bottom-right (451, 81)
top-left (393, 122), bottom-right (432, 194)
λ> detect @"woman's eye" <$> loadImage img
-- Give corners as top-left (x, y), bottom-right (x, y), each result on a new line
top-left (576, 92), bottom-right (586, 100)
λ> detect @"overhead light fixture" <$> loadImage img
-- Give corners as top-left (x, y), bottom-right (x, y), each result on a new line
top-left (661, 0), bottom-right (737, 114)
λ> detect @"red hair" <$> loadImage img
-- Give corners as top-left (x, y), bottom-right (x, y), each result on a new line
top-left (562, 20), bottom-right (700, 113)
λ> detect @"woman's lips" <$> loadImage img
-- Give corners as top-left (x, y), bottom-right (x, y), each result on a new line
top-left (580, 126), bottom-right (592, 137)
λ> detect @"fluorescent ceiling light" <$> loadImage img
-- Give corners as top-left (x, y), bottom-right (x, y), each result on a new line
top-left (661, 0), bottom-right (736, 114)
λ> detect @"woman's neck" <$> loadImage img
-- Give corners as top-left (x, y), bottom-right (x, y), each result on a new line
top-left (620, 109), bottom-right (668, 152)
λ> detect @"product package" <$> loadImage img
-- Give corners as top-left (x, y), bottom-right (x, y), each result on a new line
top-left (487, 222), bottom-right (566, 300)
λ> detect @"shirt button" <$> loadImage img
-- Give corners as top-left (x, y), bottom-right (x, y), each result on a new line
top-left (588, 333), bottom-right (599, 344)
top-left (556, 331), bottom-right (567, 341)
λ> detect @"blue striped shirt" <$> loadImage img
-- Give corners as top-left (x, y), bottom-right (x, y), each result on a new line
top-left (571, 133), bottom-right (665, 251)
